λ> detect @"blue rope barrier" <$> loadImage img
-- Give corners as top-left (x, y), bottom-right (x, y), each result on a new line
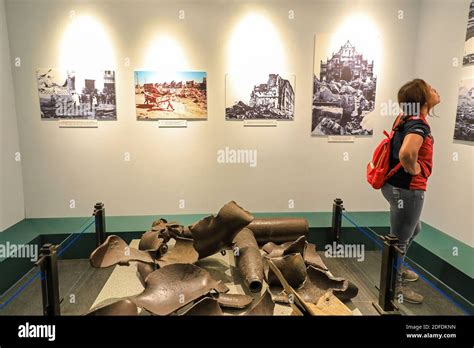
top-left (341, 212), bottom-right (384, 249)
top-left (0, 216), bottom-right (95, 310)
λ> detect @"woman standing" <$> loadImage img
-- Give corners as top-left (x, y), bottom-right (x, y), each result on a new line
top-left (382, 79), bottom-right (440, 304)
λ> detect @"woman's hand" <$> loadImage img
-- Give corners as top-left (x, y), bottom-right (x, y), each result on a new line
top-left (399, 134), bottom-right (424, 175)
top-left (404, 162), bottom-right (422, 176)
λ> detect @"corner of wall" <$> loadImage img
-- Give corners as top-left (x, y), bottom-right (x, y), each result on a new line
top-left (0, 0), bottom-right (26, 231)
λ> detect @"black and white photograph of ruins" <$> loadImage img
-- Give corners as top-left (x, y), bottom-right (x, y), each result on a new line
top-left (312, 36), bottom-right (377, 136)
top-left (225, 73), bottom-right (295, 120)
top-left (36, 69), bottom-right (117, 120)
top-left (454, 77), bottom-right (474, 142)
top-left (463, 0), bottom-right (474, 66)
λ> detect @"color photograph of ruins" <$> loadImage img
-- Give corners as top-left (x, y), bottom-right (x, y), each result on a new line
top-left (225, 73), bottom-right (295, 120)
top-left (134, 71), bottom-right (207, 120)
top-left (312, 36), bottom-right (377, 136)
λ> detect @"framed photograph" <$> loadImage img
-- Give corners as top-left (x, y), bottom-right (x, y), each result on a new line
top-left (312, 35), bottom-right (378, 135)
top-left (463, 0), bottom-right (474, 66)
top-left (36, 69), bottom-right (117, 120)
top-left (225, 73), bottom-right (295, 120)
top-left (134, 71), bottom-right (207, 120)
top-left (454, 77), bottom-right (474, 142)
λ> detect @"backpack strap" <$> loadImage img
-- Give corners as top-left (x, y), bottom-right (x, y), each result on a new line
top-left (385, 114), bottom-right (404, 180)
top-left (386, 162), bottom-right (402, 179)
top-left (390, 114), bottom-right (403, 135)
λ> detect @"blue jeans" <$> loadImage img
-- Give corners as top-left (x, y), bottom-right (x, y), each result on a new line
top-left (381, 183), bottom-right (424, 284)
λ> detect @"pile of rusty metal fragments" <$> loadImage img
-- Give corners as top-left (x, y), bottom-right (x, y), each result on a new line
top-left (87, 201), bottom-right (358, 316)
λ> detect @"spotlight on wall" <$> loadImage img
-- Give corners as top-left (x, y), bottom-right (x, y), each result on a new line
top-left (332, 14), bottom-right (381, 75)
top-left (227, 12), bottom-right (286, 76)
top-left (143, 34), bottom-right (188, 71)
top-left (59, 15), bottom-right (115, 71)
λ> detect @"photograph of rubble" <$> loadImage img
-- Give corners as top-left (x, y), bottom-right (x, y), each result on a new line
top-left (453, 77), bottom-right (474, 142)
top-left (463, 0), bottom-right (474, 66)
top-left (36, 69), bottom-right (117, 119)
top-left (312, 36), bottom-right (377, 136)
top-left (134, 71), bottom-right (207, 120)
top-left (225, 73), bottom-right (295, 120)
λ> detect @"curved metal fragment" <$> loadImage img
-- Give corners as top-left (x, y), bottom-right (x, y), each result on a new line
top-left (263, 235), bottom-right (306, 258)
top-left (214, 281), bottom-right (230, 294)
top-left (136, 262), bottom-right (158, 286)
top-left (243, 290), bottom-right (275, 316)
top-left (232, 228), bottom-right (263, 293)
top-left (303, 242), bottom-right (328, 271)
top-left (268, 257), bottom-right (351, 315)
top-left (156, 236), bottom-right (199, 268)
top-left (302, 266), bottom-right (358, 302)
top-left (86, 298), bottom-right (138, 316)
top-left (190, 201), bottom-right (254, 259)
top-left (181, 298), bottom-right (223, 316)
top-left (264, 253), bottom-right (307, 288)
top-left (138, 231), bottom-right (166, 258)
top-left (211, 293), bottom-right (253, 309)
top-left (271, 290), bottom-right (291, 304)
top-left (247, 218), bottom-right (308, 244)
top-left (131, 263), bottom-right (221, 316)
top-left (151, 219), bottom-right (187, 242)
top-left (90, 235), bottom-right (155, 268)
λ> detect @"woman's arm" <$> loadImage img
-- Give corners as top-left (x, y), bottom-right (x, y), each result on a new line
top-left (399, 133), bottom-right (423, 175)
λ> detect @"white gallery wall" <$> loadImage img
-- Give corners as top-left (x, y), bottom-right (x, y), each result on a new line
top-left (3, 0), bottom-right (472, 246)
top-left (413, 0), bottom-right (473, 247)
top-left (0, 0), bottom-right (25, 231)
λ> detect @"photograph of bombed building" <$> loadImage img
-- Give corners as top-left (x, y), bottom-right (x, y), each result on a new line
top-left (454, 78), bottom-right (474, 142)
top-left (463, 0), bottom-right (474, 66)
top-left (312, 38), bottom-right (377, 136)
top-left (226, 74), bottom-right (295, 120)
top-left (134, 71), bottom-right (207, 120)
top-left (36, 69), bottom-right (117, 119)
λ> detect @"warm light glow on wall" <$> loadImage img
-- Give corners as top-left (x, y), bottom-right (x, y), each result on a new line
top-left (143, 34), bottom-right (189, 71)
top-left (59, 15), bottom-right (115, 70)
top-left (226, 13), bottom-right (287, 103)
top-left (227, 13), bottom-right (286, 73)
top-left (331, 14), bottom-right (381, 74)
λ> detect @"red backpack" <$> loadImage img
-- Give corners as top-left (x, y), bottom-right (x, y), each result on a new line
top-left (366, 115), bottom-right (403, 189)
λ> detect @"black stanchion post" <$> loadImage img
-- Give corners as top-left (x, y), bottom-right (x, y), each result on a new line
top-left (372, 234), bottom-right (402, 315)
top-left (94, 202), bottom-right (106, 247)
top-left (37, 244), bottom-right (61, 316)
top-left (331, 198), bottom-right (343, 244)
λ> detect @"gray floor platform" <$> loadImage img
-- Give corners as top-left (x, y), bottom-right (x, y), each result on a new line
top-left (0, 250), bottom-right (465, 316)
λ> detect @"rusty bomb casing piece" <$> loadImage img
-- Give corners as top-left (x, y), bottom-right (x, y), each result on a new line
top-left (299, 266), bottom-right (358, 303)
top-left (243, 290), bottom-right (275, 316)
top-left (232, 228), bottom-right (264, 293)
top-left (264, 253), bottom-right (307, 288)
top-left (303, 242), bottom-right (328, 271)
top-left (211, 293), bottom-right (253, 309)
top-left (246, 218), bottom-right (309, 245)
top-left (86, 298), bottom-right (138, 316)
top-left (131, 263), bottom-right (221, 316)
top-left (138, 231), bottom-right (167, 259)
top-left (181, 297), bottom-right (223, 316)
top-left (262, 235), bottom-right (306, 258)
top-left (136, 263), bottom-right (158, 286)
top-left (151, 219), bottom-right (188, 241)
top-left (190, 201), bottom-right (254, 259)
top-left (90, 235), bottom-right (155, 268)
top-left (156, 236), bottom-right (199, 268)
